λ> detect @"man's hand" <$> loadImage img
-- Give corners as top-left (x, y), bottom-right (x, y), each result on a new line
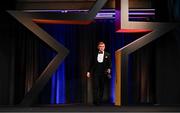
top-left (107, 74), bottom-right (111, 79)
top-left (107, 68), bottom-right (111, 74)
top-left (107, 68), bottom-right (111, 79)
top-left (87, 72), bottom-right (90, 78)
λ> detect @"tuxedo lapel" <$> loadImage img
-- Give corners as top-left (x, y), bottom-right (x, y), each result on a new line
top-left (103, 52), bottom-right (106, 60)
top-left (104, 52), bottom-right (108, 60)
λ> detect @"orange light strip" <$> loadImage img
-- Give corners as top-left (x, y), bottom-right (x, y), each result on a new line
top-left (117, 29), bottom-right (152, 33)
top-left (33, 19), bottom-right (93, 25)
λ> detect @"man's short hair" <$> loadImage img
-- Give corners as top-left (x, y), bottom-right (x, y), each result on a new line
top-left (98, 41), bottom-right (105, 46)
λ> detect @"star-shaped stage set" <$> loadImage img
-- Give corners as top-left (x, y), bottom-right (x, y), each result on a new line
top-left (8, 0), bottom-right (179, 107)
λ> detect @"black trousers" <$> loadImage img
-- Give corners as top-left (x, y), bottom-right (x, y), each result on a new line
top-left (92, 74), bottom-right (110, 104)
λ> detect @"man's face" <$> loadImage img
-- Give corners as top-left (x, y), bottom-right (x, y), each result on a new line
top-left (98, 44), bottom-right (105, 52)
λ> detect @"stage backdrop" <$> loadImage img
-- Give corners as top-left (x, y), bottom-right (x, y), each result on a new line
top-left (1, 0), bottom-right (180, 106)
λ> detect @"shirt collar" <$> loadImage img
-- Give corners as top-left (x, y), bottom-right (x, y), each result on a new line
top-left (98, 51), bottom-right (104, 54)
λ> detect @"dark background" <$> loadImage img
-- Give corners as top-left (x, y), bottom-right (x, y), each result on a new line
top-left (0, 0), bottom-right (180, 106)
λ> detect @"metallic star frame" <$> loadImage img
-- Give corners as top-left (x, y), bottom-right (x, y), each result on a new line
top-left (115, 0), bottom-right (180, 106)
top-left (8, 0), bottom-right (108, 106)
top-left (7, 0), bottom-right (179, 107)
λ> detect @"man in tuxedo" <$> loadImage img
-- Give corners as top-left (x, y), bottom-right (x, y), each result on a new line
top-left (87, 41), bottom-right (112, 105)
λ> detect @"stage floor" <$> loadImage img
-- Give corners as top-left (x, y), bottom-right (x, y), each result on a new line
top-left (0, 104), bottom-right (180, 112)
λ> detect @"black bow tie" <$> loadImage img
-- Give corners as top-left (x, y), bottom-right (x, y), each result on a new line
top-left (98, 51), bottom-right (103, 54)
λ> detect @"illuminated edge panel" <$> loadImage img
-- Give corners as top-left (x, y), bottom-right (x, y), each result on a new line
top-left (117, 29), bottom-right (152, 33)
top-left (115, 0), bottom-right (180, 106)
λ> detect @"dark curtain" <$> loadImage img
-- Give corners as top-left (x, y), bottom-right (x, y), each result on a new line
top-left (0, 13), bottom-right (120, 105)
top-left (38, 19), bottom-right (117, 104)
top-left (0, 0), bottom-right (44, 105)
top-left (14, 24), bottom-right (54, 105)
top-left (0, 15), bottom-right (153, 105)
top-left (0, 11), bottom-right (54, 105)
top-left (0, 0), bottom-right (17, 106)
top-left (4, 0), bottom-right (180, 105)
top-left (154, 0), bottom-right (180, 104)
top-left (38, 19), bottom-right (149, 104)
top-left (128, 0), bottom-right (180, 105)
top-left (2, 0), bottom-right (180, 106)
top-left (0, 14), bottom-right (15, 105)
top-left (129, 41), bottom-right (156, 105)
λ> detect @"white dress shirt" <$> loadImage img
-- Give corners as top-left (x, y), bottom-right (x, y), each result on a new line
top-left (97, 51), bottom-right (104, 63)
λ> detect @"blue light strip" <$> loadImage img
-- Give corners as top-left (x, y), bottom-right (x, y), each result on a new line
top-left (58, 62), bottom-right (65, 103)
top-left (111, 55), bottom-right (115, 103)
top-left (51, 74), bottom-right (56, 104)
top-left (44, 25), bottom-right (66, 104)
top-left (56, 71), bottom-right (60, 104)
top-left (23, 9), bottom-right (155, 19)
top-left (51, 58), bottom-right (66, 104)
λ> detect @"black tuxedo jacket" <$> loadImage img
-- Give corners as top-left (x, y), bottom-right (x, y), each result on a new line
top-left (89, 51), bottom-right (112, 75)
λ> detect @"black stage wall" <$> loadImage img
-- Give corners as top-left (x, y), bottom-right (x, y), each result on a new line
top-left (129, 0), bottom-right (180, 105)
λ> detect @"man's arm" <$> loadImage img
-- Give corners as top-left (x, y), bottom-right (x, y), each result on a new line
top-left (107, 53), bottom-right (112, 69)
top-left (106, 53), bottom-right (112, 78)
